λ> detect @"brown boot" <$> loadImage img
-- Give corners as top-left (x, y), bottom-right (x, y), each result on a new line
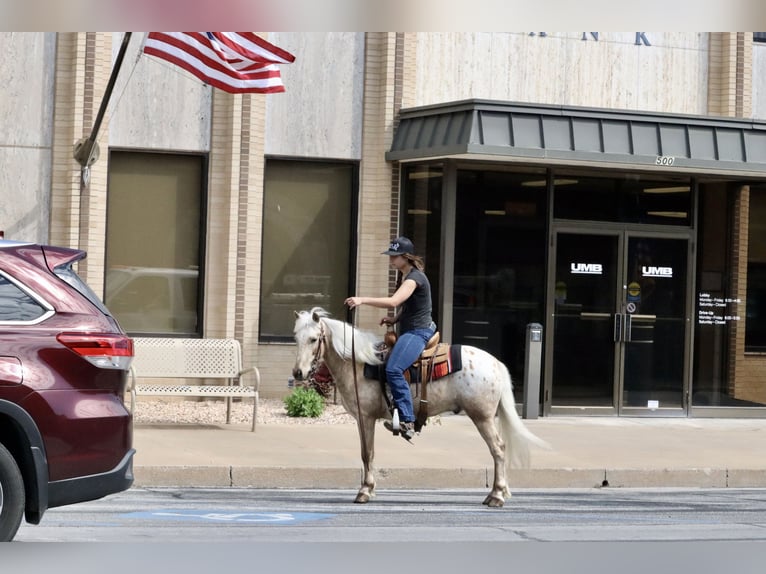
top-left (383, 420), bottom-right (415, 441)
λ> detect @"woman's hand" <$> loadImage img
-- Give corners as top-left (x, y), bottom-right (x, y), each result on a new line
top-left (345, 296), bottom-right (363, 309)
top-left (379, 316), bottom-right (396, 326)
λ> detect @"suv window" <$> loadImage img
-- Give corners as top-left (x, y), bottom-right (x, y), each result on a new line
top-left (0, 273), bottom-right (50, 323)
top-left (54, 262), bottom-right (113, 317)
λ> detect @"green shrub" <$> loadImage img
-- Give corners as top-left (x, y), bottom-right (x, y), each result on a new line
top-left (283, 386), bottom-right (325, 418)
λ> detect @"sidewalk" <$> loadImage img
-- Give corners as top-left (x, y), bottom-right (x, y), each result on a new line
top-left (132, 414), bottom-right (766, 489)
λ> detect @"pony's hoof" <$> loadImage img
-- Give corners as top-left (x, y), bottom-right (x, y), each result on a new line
top-left (354, 492), bottom-right (371, 504)
top-left (482, 494), bottom-right (505, 507)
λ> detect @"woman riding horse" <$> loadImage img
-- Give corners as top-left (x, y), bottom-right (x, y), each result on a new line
top-left (344, 236), bottom-right (435, 441)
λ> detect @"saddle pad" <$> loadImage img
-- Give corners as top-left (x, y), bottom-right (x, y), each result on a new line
top-left (364, 344), bottom-right (462, 384)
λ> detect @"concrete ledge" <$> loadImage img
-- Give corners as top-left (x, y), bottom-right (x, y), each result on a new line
top-left (133, 466), bottom-right (766, 489)
top-left (727, 469), bottom-right (766, 487)
top-left (605, 468), bottom-right (728, 488)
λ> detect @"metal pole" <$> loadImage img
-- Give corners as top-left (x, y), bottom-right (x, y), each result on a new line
top-left (74, 32), bottom-right (133, 168)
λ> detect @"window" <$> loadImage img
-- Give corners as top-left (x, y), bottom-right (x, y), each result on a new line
top-left (105, 151), bottom-right (205, 336)
top-left (554, 173), bottom-right (692, 226)
top-left (746, 185), bottom-right (766, 352)
top-left (402, 165), bottom-right (443, 316)
top-left (452, 168), bottom-right (548, 389)
top-left (0, 273), bottom-right (50, 323)
top-left (260, 159), bottom-right (356, 340)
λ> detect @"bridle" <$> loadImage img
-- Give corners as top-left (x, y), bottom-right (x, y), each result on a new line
top-left (306, 322), bottom-right (326, 384)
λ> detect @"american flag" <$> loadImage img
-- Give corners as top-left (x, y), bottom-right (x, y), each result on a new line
top-left (143, 32), bottom-right (295, 94)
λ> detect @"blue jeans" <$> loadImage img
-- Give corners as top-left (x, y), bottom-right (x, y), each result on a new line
top-left (385, 323), bottom-right (436, 422)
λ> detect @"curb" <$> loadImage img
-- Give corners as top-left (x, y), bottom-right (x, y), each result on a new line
top-left (133, 466), bottom-right (766, 489)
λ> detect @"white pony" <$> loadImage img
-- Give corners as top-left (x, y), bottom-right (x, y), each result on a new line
top-left (292, 307), bottom-right (549, 507)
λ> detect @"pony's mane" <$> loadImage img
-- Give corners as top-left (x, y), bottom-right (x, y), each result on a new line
top-left (297, 307), bottom-right (383, 365)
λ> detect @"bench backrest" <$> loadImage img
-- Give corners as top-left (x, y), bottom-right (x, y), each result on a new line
top-left (131, 337), bottom-right (243, 378)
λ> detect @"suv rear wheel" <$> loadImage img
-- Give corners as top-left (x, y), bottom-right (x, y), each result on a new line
top-left (0, 443), bottom-right (25, 542)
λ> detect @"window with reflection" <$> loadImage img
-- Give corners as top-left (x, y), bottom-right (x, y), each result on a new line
top-left (452, 168), bottom-right (548, 394)
top-left (260, 159), bottom-right (356, 340)
top-left (402, 165), bottom-right (443, 318)
top-left (554, 174), bottom-right (692, 226)
top-left (693, 183), bottom-right (766, 408)
top-left (746, 185), bottom-right (766, 353)
top-left (105, 151), bottom-right (204, 336)
top-left (0, 273), bottom-right (48, 322)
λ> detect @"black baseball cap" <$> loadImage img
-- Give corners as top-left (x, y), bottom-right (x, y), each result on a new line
top-left (381, 236), bottom-right (415, 256)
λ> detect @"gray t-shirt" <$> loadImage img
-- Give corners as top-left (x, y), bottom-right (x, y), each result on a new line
top-left (399, 268), bottom-right (433, 332)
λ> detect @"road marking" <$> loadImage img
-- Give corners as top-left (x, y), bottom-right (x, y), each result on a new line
top-left (122, 510), bottom-right (334, 524)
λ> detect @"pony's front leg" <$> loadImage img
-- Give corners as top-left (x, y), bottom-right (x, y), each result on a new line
top-left (354, 414), bottom-right (377, 503)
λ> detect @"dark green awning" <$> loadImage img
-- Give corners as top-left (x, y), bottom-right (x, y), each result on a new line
top-left (387, 99), bottom-right (766, 179)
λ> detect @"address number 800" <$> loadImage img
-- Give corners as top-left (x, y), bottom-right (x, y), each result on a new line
top-left (656, 155), bottom-right (675, 166)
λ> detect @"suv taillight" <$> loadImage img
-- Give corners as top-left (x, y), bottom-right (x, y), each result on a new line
top-left (57, 333), bottom-right (134, 370)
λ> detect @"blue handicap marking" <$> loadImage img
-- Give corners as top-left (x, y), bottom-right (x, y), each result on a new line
top-left (123, 509), bottom-right (334, 524)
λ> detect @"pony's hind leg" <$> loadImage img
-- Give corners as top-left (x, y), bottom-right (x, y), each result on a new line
top-left (471, 415), bottom-right (509, 507)
top-left (354, 414), bottom-right (377, 503)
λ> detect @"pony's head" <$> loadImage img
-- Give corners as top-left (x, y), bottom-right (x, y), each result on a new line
top-left (292, 307), bottom-right (330, 381)
top-left (292, 307), bottom-right (383, 380)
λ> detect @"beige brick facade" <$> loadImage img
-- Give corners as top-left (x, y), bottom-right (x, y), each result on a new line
top-left (708, 32), bottom-right (753, 118)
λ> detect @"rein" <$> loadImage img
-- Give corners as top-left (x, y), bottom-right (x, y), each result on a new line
top-left (346, 311), bottom-right (370, 465)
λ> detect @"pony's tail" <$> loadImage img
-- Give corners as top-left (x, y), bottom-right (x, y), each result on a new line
top-left (497, 366), bottom-right (552, 472)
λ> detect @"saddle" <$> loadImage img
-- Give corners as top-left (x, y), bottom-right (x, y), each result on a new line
top-left (366, 331), bottom-right (463, 432)
top-left (403, 331), bottom-right (442, 384)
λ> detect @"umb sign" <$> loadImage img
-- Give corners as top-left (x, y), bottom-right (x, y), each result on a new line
top-left (642, 266), bottom-right (673, 278)
top-left (571, 263), bottom-right (603, 275)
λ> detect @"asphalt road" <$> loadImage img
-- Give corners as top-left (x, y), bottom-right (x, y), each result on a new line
top-left (10, 487), bottom-right (766, 573)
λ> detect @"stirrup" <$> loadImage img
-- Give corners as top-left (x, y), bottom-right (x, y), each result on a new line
top-left (391, 408), bottom-right (400, 435)
top-left (384, 409), bottom-right (415, 441)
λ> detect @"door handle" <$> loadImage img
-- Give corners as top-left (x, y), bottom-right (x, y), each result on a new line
top-left (613, 313), bottom-right (634, 342)
top-left (613, 313), bottom-right (622, 342)
top-left (623, 313), bottom-right (632, 342)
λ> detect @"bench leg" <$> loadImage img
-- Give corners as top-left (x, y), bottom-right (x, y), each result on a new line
top-left (251, 392), bottom-right (258, 432)
top-left (226, 396), bottom-right (232, 424)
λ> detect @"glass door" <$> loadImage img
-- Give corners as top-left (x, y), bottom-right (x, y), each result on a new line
top-left (548, 231), bottom-right (621, 409)
top-left (547, 229), bottom-right (691, 415)
top-left (621, 235), bottom-right (689, 412)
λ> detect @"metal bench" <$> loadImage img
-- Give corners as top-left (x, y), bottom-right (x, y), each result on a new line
top-left (128, 337), bottom-right (261, 432)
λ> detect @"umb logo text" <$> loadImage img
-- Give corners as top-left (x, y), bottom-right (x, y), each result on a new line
top-left (642, 266), bottom-right (673, 277)
top-left (571, 263), bottom-right (603, 275)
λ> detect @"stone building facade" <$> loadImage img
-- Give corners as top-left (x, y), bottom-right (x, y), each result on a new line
top-left (2, 32), bottom-right (766, 416)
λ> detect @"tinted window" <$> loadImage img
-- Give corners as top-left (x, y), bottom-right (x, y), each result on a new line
top-left (0, 274), bottom-right (48, 322)
top-left (260, 159), bottom-right (356, 340)
top-left (452, 169), bottom-right (548, 389)
top-left (54, 262), bottom-right (112, 316)
top-left (554, 174), bottom-right (691, 226)
top-left (105, 151), bottom-right (204, 336)
top-left (402, 165), bottom-right (443, 317)
top-left (746, 186), bottom-right (766, 352)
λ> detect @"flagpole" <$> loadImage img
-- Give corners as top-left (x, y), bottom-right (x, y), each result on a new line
top-left (73, 32), bottom-right (133, 169)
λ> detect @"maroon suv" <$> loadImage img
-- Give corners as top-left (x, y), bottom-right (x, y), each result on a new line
top-left (0, 240), bottom-right (134, 541)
